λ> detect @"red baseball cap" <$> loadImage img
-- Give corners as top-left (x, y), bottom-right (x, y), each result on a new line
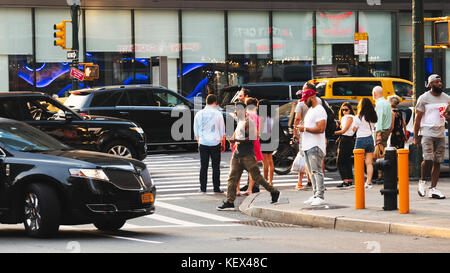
top-left (299, 89), bottom-right (317, 102)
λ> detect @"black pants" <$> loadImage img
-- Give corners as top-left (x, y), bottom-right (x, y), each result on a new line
top-left (199, 144), bottom-right (221, 192)
top-left (337, 135), bottom-right (354, 180)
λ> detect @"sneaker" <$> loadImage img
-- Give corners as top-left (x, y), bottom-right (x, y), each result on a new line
top-left (310, 197), bottom-right (326, 206)
top-left (428, 188), bottom-right (446, 199)
top-left (303, 195), bottom-right (316, 205)
top-left (217, 201), bottom-right (235, 211)
top-left (214, 189), bottom-right (224, 194)
top-left (271, 190), bottom-right (281, 203)
top-left (296, 184), bottom-right (304, 190)
top-left (307, 182), bottom-right (312, 187)
top-left (418, 180), bottom-right (427, 197)
top-left (337, 182), bottom-right (349, 188)
top-left (365, 183), bottom-right (373, 189)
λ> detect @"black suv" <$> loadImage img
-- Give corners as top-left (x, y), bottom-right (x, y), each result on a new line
top-left (0, 92), bottom-right (147, 160)
top-left (0, 118), bottom-right (155, 237)
top-left (64, 85), bottom-right (200, 150)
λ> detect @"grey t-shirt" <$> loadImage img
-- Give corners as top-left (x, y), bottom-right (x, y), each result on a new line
top-left (294, 97), bottom-right (323, 125)
top-left (416, 91), bottom-right (450, 138)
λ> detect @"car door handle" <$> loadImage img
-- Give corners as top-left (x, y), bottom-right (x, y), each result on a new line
top-left (161, 112), bottom-right (170, 115)
top-left (119, 111), bottom-right (130, 115)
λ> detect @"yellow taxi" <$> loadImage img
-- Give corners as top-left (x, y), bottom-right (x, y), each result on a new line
top-left (309, 77), bottom-right (413, 104)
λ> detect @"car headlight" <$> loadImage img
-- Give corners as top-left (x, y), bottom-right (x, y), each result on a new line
top-left (69, 168), bottom-right (109, 181)
top-left (130, 126), bottom-right (144, 134)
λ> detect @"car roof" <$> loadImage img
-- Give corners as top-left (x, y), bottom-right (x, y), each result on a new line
top-left (309, 77), bottom-right (413, 84)
top-left (70, 84), bottom-right (170, 94)
top-left (0, 91), bottom-right (48, 97)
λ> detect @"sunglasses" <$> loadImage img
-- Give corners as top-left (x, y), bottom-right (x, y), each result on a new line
top-left (342, 108), bottom-right (350, 112)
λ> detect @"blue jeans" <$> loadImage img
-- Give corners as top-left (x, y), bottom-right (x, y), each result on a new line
top-left (304, 146), bottom-right (325, 199)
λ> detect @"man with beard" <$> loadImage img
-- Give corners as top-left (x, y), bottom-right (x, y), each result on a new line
top-left (414, 74), bottom-right (450, 199)
top-left (296, 89), bottom-right (327, 206)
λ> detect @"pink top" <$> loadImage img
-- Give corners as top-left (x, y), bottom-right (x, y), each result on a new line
top-left (232, 112), bottom-right (263, 162)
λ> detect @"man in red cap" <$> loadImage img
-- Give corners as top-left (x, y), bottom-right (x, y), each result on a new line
top-left (296, 88), bottom-right (327, 206)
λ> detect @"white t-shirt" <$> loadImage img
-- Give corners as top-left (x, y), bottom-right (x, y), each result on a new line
top-left (341, 114), bottom-right (355, 137)
top-left (416, 91), bottom-right (450, 138)
top-left (302, 104), bottom-right (327, 154)
top-left (353, 115), bottom-right (375, 138)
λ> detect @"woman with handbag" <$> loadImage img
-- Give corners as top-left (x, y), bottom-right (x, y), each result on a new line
top-left (352, 98), bottom-right (378, 189)
top-left (334, 102), bottom-right (356, 188)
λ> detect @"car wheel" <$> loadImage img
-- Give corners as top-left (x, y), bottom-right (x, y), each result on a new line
top-left (94, 218), bottom-right (126, 232)
top-left (23, 183), bottom-right (61, 238)
top-left (103, 140), bottom-right (136, 159)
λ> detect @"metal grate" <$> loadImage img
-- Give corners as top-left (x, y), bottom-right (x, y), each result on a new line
top-left (234, 220), bottom-right (300, 228)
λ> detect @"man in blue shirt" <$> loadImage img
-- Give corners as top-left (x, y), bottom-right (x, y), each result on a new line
top-left (193, 94), bottom-right (226, 193)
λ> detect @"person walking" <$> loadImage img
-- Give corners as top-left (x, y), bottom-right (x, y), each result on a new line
top-left (414, 74), bottom-right (450, 199)
top-left (388, 94), bottom-right (407, 149)
top-left (258, 99), bottom-right (275, 184)
top-left (334, 102), bottom-right (356, 188)
top-left (193, 94), bottom-right (226, 194)
top-left (241, 97), bottom-right (263, 196)
top-left (296, 88), bottom-right (327, 206)
top-left (353, 98), bottom-right (378, 189)
top-left (217, 101), bottom-right (280, 211)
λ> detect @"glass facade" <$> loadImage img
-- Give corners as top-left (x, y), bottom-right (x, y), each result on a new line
top-left (0, 6), bottom-right (448, 96)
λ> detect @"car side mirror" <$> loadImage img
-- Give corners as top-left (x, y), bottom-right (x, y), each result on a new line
top-left (65, 111), bottom-right (73, 121)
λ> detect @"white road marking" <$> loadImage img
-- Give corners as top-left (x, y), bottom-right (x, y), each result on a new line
top-left (156, 201), bottom-right (236, 222)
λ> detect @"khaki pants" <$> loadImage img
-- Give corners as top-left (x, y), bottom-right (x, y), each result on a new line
top-left (226, 155), bottom-right (275, 203)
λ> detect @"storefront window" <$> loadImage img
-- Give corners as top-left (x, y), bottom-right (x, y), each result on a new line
top-left (0, 8), bottom-right (32, 91)
top-left (135, 10), bottom-right (179, 92)
top-left (182, 11), bottom-right (226, 98)
top-left (316, 11), bottom-right (356, 65)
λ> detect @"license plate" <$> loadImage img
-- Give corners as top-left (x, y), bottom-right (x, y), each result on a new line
top-left (141, 193), bottom-right (154, 204)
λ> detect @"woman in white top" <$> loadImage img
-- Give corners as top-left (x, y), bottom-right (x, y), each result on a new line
top-left (334, 102), bottom-right (356, 188)
top-left (352, 98), bottom-right (378, 188)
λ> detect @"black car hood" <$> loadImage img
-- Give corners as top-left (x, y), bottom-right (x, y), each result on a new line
top-left (38, 149), bottom-right (145, 170)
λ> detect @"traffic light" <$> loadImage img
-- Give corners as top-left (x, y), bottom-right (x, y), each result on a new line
top-left (434, 20), bottom-right (450, 46)
top-left (54, 20), bottom-right (71, 49)
top-left (83, 64), bottom-right (99, 80)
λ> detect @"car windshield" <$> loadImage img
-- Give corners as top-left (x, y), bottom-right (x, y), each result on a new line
top-left (278, 101), bottom-right (297, 119)
top-left (0, 122), bottom-right (69, 152)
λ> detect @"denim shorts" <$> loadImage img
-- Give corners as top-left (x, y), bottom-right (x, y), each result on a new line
top-left (355, 136), bottom-right (375, 153)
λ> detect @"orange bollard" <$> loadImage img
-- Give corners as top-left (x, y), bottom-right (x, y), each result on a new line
top-left (398, 149), bottom-right (409, 214)
top-left (353, 149), bottom-right (365, 209)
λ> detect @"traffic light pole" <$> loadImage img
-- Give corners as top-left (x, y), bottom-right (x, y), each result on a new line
top-left (70, 4), bottom-right (80, 91)
top-left (411, 0), bottom-right (424, 180)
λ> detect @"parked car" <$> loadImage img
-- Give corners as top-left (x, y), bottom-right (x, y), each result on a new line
top-left (309, 77), bottom-right (413, 104)
top-left (63, 85), bottom-right (208, 151)
top-left (218, 82), bottom-right (305, 109)
top-left (0, 118), bottom-right (155, 237)
top-left (0, 92), bottom-right (147, 160)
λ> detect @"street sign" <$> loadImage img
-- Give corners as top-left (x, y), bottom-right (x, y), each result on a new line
top-left (70, 67), bottom-right (84, 81)
top-left (67, 50), bottom-right (78, 60)
top-left (354, 32), bottom-right (368, 55)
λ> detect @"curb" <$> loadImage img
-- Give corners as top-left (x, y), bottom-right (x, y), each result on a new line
top-left (239, 195), bottom-right (450, 239)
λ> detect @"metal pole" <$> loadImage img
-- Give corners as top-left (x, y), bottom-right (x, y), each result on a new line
top-left (410, 0), bottom-right (424, 179)
top-left (71, 4), bottom-right (80, 91)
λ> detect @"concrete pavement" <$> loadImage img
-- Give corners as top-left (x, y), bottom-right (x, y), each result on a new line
top-left (239, 177), bottom-right (450, 239)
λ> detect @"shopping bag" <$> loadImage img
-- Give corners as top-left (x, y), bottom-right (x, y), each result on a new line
top-left (291, 152), bottom-right (305, 173)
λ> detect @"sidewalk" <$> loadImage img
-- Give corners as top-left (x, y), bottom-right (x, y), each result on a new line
top-left (239, 177), bottom-right (450, 239)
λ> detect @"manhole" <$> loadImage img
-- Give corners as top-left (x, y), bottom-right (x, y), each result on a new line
top-left (234, 220), bottom-right (300, 228)
top-left (302, 205), bottom-right (348, 211)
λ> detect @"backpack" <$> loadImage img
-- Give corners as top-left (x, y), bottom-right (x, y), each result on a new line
top-left (320, 99), bottom-right (338, 139)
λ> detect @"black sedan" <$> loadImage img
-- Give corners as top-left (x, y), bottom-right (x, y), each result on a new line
top-left (0, 118), bottom-right (155, 237)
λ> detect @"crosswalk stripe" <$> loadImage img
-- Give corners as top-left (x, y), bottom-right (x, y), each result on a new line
top-left (156, 201), bottom-right (236, 222)
top-left (146, 214), bottom-right (202, 226)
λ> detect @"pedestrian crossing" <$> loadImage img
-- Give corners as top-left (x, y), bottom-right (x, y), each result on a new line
top-left (144, 152), bottom-right (341, 197)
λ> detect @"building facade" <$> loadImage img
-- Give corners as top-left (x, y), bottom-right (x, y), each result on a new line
top-left (0, 0), bottom-right (449, 98)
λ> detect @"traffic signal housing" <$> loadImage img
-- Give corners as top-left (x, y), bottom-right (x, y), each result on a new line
top-left (54, 20), bottom-right (71, 49)
top-left (83, 64), bottom-right (99, 80)
top-left (434, 20), bottom-right (450, 46)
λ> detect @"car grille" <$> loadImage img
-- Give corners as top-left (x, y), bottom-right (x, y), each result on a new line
top-left (104, 169), bottom-right (143, 190)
